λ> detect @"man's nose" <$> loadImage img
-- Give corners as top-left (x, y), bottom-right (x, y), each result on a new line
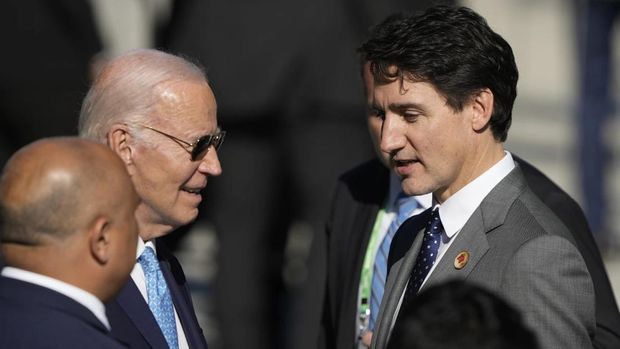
top-left (198, 147), bottom-right (222, 176)
top-left (380, 114), bottom-right (407, 155)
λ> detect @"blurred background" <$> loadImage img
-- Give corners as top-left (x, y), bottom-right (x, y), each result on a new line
top-left (1, 0), bottom-right (619, 348)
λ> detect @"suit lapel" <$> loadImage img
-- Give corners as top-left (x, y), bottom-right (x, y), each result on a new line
top-left (421, 167), bottom-right (525, 291)
top-left (351, 160), bottom-right (390, 281)
top-left (116, 280), bottom-right (169, 349)
top-left (330, 160), bottom-right (389, 347)
top-left (157, 241), bottom-right (207, 349)
top-left (337, 195), bottom-right (380, 331)
top-left (159, 254), bottom-right (201, 349)
top-left (421, 209), bottom-right (490, 291)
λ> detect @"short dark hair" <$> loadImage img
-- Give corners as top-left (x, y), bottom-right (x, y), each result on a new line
top-left (359, 6), bottom-right (518, 142)
top-left (388, 280), bottom-right (539, 349)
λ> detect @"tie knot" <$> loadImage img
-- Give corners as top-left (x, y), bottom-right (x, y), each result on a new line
top-left (138, 246), bottom-right (158, 273)
top-left (427, 208), bottom-right (443, 237)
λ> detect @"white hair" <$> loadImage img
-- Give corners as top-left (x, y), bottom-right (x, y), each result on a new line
top-left (78, 49), bottom-right (207, 142)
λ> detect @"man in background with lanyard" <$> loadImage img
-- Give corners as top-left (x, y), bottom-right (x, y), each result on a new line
top-left (321, 62), bottom-right (430, 349)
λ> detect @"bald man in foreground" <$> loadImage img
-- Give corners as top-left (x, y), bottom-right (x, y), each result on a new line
top-left (0, 137), bottom-right (140, 349)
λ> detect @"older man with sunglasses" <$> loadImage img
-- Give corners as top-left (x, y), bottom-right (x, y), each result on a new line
top-left (79, 49), bottom-right (223, 349)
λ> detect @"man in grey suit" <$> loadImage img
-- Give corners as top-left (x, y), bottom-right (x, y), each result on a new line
top-left (360, 6), bottom-right (596, 349)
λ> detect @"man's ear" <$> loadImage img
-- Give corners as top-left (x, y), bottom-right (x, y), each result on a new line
top-left (107, 124), bottom-right (134, 166)
top-left (470, 88), bottom-right (494, 132)
top-left (89, 216), bottom-right (111, 265)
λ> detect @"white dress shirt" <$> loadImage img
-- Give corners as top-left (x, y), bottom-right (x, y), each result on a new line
top-left (131, 238), bottom-right (189, 349)
top-left (1, 266), bottom-right (111, 330)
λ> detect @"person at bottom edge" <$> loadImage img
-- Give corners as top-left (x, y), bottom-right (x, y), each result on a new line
top-left (0, 137), bottom-right (140, 348)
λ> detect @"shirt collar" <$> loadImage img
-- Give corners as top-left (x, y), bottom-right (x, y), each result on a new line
top-left (135, 237), bottom-right (157, 261)
top-left (438, 151), bottom-right (516, 238)
top-left (1, 266), bottom-right (111, 330)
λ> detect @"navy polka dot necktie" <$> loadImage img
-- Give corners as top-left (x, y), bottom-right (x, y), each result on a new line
top-left (138, 246), bottom-right (179, 349)
top-left (402, 208), bottom-right (444, 306)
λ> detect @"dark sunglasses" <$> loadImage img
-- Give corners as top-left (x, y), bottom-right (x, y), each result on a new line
top-left (131, 123), bottom-right (226, 161)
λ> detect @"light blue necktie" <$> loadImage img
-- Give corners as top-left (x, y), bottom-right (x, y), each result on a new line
top-left (138, 246), bottom-right (179, 349)
top-left (368, 193), bottom-right (419, 330)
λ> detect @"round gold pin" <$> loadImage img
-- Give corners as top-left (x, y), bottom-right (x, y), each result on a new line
top-left (454, 251), bottom-right (469, 270)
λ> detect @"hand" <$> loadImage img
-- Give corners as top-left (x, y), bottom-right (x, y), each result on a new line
top-left (361, 330), bottom-right (373, 347)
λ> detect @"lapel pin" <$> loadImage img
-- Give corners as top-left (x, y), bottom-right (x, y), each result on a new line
top-left (454, 251), bottom-right (469, 270)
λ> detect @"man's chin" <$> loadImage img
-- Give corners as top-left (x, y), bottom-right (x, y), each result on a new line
top-left (161, 208), bottom-right (200, 232)
top-left (179, 208), bottom-right (200, 225)
top-left (400, 178), bottom-right (431, 197)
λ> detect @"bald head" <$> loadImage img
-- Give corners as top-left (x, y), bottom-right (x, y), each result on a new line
top-left (0, 137), bottom-right (134, 245)
top-left (0, 137), bottom-right (140, 301)
top-left (79, 48), bottom-right (209, 142)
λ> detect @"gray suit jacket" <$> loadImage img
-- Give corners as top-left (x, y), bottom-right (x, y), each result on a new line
top-left (371, 166), bottom-right (596, 349)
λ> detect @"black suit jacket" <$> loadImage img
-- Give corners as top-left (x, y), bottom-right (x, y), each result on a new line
top-left (323, 156), bottom-right (620, 349)
top-left (106, 241), bottom-right (208, 349)
top-left (0, 276), bottom-right (125, 348)
top-left (321, 159), bottom-right (389, 349)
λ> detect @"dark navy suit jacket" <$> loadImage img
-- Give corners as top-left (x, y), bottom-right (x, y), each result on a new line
top-left (0, 276), bottom-right (125, 348)
top-left (106, 240), bottom-right (208, 349)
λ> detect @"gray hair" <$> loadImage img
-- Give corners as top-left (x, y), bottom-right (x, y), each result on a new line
top-left (78, 49), bottom-right (207, 142)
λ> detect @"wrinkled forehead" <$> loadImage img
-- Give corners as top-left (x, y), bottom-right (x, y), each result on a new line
top-left (151, 80), bottom-right (218, 134)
